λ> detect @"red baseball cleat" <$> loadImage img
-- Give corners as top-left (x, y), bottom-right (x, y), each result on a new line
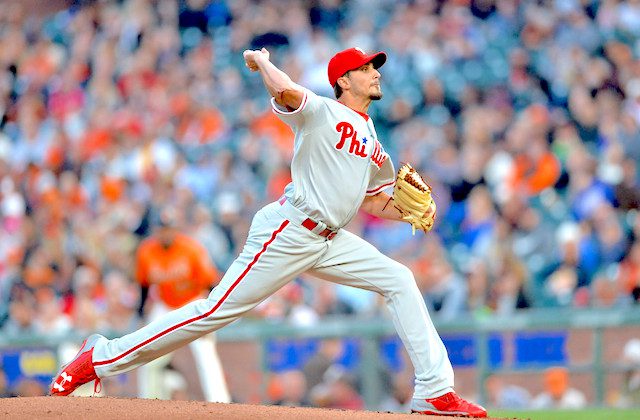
top-left (50, 334), bottom-right (102, 396)
top-left (411, 392), bottom-right (487, 417)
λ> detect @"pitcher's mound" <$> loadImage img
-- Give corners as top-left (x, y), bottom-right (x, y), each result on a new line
top-left (0, 396), bottom-right (484, 419)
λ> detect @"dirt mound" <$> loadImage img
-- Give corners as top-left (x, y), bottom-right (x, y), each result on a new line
top-left (0, 397), bottom-right (483, 419)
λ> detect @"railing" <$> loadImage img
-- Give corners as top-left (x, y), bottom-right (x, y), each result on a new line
top-left (2, 307), bottom-right (640, 408)
top-left (213, 307), bottom-right (640, 408)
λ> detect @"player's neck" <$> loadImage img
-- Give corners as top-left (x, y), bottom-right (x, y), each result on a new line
top-left (338, 95), bottom-right (371, 114)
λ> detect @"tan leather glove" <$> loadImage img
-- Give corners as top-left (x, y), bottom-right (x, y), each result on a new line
top-left (393, 163), bottom-right (436, 235)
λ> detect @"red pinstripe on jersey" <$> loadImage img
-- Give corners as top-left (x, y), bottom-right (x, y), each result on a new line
top-left (94, 220), bottom-right (290, 367)
top-left (272, 91), bottom-right (308, 115)
top-left (366, 180), bottom-right (394, 195)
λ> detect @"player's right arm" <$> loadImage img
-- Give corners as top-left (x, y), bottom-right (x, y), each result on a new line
top-left (135, 242), bottom-right (151, 317)
top-left (243, 48), bottom-right (304, 110)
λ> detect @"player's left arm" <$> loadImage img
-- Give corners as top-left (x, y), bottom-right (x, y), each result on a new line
top-left (360, 192), bottom-right (404, 221)
top-left (361, 192), bottom-right (436, 223)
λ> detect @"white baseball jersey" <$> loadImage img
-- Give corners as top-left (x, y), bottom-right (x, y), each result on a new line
top-left (90, 88), bottom-right (454, 404)
top-left (272, 89), bottom-right (395, 228)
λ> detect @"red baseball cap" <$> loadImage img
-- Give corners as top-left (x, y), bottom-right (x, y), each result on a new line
top-left (327, 47), bottom-right (387, 87)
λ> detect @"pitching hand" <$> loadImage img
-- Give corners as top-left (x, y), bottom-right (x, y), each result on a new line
top-left (423, 200), bottom-right (436, 220)
top-left (243, 48), bottom-right (270, 72)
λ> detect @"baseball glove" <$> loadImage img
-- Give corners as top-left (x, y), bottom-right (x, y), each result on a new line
top-left (393, 163), bottom-right (436, 234)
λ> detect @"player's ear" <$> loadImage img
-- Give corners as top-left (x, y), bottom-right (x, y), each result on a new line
top-left (337, 75), bottom-right (350, 91)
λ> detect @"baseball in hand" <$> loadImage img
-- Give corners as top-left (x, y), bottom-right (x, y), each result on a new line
top-left (243, 48), bottom-right (270, 72)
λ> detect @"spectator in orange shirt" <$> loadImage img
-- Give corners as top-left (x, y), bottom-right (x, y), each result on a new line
top-left (134, 208), bottom-right (230, 403)
top-left (136, 218), bottom-right (217, 310)
top-left (509, 135), bottom-right (561, 197)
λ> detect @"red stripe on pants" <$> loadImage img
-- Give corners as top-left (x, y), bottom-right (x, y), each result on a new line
top-left (94, 220), bottom-right (290, 367)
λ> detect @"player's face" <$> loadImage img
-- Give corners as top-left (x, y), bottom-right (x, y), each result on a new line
top-left (157, 226), bottom-right (177, 248)
top-left (348, 62), bottom-right (382, 100)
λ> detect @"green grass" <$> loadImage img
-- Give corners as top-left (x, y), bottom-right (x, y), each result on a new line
top-left (489, 408), bottom-right (640, 420)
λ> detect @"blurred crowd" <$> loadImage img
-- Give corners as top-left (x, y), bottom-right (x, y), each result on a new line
top-left (1, 0), bottom-right (640, 406)
top-left (265, 336), bottom-right (640, 411)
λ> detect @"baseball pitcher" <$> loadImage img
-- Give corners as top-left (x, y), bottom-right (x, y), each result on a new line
top-left (50, 47), bottom-right (486, 417)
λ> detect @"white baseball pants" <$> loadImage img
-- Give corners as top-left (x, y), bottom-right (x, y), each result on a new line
top-left (137, 302), bottom-right (230, 402)
top-left (92, 200), bottom-right (454, 399)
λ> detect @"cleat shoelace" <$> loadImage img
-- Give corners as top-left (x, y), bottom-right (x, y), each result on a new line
top-left (93, 378), bottom-right (102, 395)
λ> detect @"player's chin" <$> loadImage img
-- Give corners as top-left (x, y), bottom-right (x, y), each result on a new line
top-left (370, 92), bottom-right (383, 101)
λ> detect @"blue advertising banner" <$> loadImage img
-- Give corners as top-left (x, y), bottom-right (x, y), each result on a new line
top-left (1, 347), bottom-right (58, 390)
